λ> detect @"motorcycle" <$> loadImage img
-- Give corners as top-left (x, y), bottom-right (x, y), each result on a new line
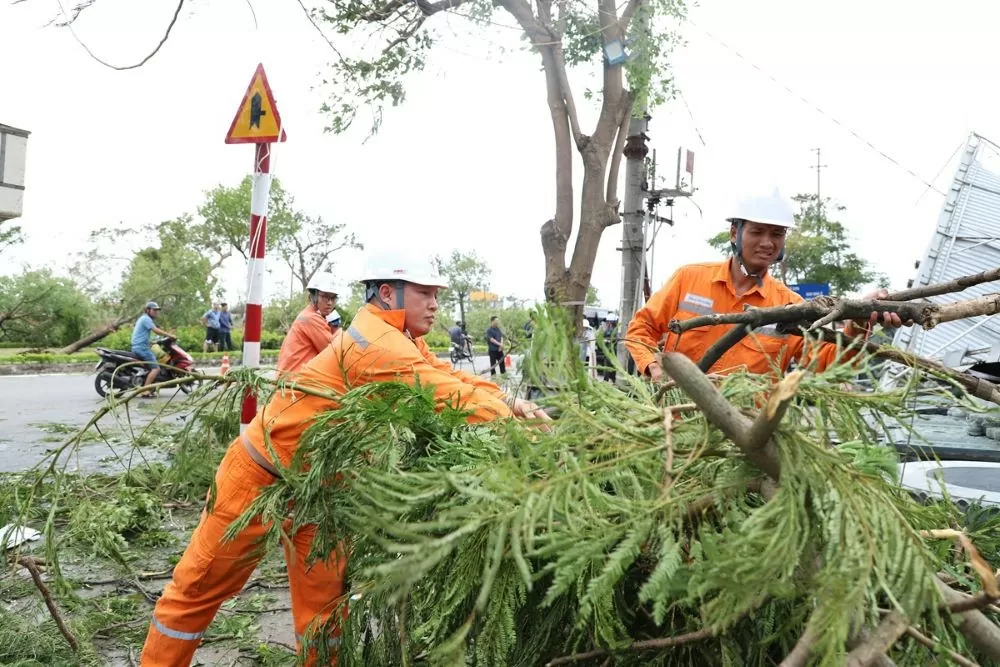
top-left (449, 335), bottom-right (475, 365)
top-left (94, 336), bottom-right (198, 398)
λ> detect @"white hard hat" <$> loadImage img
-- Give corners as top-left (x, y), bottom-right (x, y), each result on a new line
top-left (307, 271), bottom-right (338, 294)
top-left (358, 251), bottom-right (449, 289)
top-left (326, 312), bottom-right (341, 324)
top-left (582, 318), bottom-right (592, 329)
top-left (726, 188), bottom-right (796, 229)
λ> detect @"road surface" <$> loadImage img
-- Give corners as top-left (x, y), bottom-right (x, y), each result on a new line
top-left (0, 354), bottom-right (519, 473)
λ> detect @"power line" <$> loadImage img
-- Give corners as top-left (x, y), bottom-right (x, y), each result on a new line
top-left (686, 18), bottom-right (947, 197)
top-left (53, 0), bottom-right (185, 70)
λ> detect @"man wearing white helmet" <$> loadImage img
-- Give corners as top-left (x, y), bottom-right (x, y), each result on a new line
top-left (142, 250), bottom-right (550, 666)
top-left (326, 311), bottom-right (342, 335)
top-left (626, 189), bottom-right (903, 380)
top-left (276, 271), bottom-right (339, 375)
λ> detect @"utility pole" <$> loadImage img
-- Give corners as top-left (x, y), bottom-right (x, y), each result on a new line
top-left (811, 147), bottom-right (827, 213)
top-left (616, 1), bottom-right (652, 374)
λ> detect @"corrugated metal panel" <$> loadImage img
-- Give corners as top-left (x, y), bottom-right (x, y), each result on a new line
top-left (893, 134), bottom-right (1000, 367)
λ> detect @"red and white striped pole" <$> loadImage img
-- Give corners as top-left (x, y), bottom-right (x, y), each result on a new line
top-left (240, 142), bottom-right (272, 433)
top-left (225, 63), bottom-right (286, 433)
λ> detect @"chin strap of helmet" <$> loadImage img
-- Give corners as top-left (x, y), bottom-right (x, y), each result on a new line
top-left (730, 219), bottom-right (765, 288)
top-left (365, 280), bottom-right (407, 310)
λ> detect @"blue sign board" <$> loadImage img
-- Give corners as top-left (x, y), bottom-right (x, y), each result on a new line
top-left (789, 282), bottom-right (831, 299)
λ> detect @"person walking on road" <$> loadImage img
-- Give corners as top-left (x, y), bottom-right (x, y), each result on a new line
top-left (276, 272), bottom-right (339, 376)
top-left (140, 250), bottom-right (549, 666)
top-left (218, 303), bottom-right (234, 351)
top-left (131, 301), bottom-right (173, 397)
top-left (201, 303), bottom-right (221, 353)
top-left (625, 188), bottom-right (904, 380)
top-left (486, 315), bottom-right (506, 376)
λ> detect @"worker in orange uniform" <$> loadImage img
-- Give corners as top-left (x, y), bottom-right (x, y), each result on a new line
top-left (140, 251), bottom-right (549, 666)
top-left (626, 189), bottom-right (905, 380)
top-left (276, 271), bottom-right (339, 375)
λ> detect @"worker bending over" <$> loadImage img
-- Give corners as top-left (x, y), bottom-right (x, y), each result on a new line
top-left (140, 251), bottom-right (548, 666)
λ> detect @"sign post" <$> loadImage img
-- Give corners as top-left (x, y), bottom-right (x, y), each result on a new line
top-left (225, 63), bottom-right (288, 433)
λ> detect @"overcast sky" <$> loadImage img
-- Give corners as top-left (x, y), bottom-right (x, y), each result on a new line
top-left (2, 0), bottom-right (998, 313)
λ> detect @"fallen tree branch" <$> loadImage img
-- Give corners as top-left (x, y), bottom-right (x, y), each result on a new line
top-left (887, 265), bottom-right (1000, 302)
top-left (746, 370), bottom-right (804, 452)
top-left (778, 625), bottom-right (819, 667)
top-left (803, 328), bottom-right (1000, 406)
top-left (544, 627), bottom-right (713, 665)
top-left (698, 324), bottom-right (752, 372)
top-left (671, 294), bottom-right (1000, 336)
top-left (16, 556), bottom-right (78, 652)
top-left (902, 624), bottom-right (979, 667)
top-left (845, 610), bottom-right (909, 666)
top-left (936, 578), bottom-right (1000, 661)
top-left (660, 352), bottom-right (782, 480)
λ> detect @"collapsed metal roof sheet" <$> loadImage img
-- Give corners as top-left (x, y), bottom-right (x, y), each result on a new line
top-left (893, 133), bottom-right (1000, 368)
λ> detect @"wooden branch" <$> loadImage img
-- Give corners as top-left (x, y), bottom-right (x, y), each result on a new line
top-left (935, 578), bottom-right (1000, 661)
top-left (845, 611), bottom-right (909, 667)
top-left (699, 324), bottom-right (752, 372)
top-left (745, 370), bottom-right (804, 452)
top-left (545, 627), bottom-right (713, 665)
top-left (672, 294), bottom-right (1000, 336)
top-left (902, 625), bottom-right (979, 667)
top-left (779, 626), bottom-right (818, 667)
top-left (949, 592), bottom-right (1000, 614)
top-left (806, 328), bottom-right (1000, 406)
top-left (16, 556), bottom-right (79, 652)
top-left (887, 266), bottom-right (1000, 302)
top-left (660, 352), bottom-right (782, 480)
top-left (618, 0), bottom-right (643, 33)
top-left (605, 92), bottom-right (633, 208)
top-left (552, 45), bottom-right (585, 148)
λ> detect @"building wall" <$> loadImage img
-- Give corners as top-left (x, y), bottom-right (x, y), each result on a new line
top-left (0, 125), bottom-right (29, 221)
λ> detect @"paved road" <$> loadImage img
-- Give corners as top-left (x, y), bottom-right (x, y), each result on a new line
top-left (0, 354), bottom-right (519, 474)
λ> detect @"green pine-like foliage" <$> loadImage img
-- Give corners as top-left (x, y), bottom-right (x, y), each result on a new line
top-left (230, 311), bottom-right (995, 666)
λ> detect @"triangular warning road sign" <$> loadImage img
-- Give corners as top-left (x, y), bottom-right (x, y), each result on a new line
top-left (225, 64), bottom-right (288, 144)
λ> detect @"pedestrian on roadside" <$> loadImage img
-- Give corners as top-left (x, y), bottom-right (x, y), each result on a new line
top-left (200, 303), bottom-right (221, 354)
top-left (486, 315), bottom-right (506, 376)
top-left (218, 303), bottom-right (234, 351)
top-left (140, 250), bottom-right (549, 666)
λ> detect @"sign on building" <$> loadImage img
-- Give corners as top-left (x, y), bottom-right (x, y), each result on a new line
top-left (789, 282), bottom-right (831, 299)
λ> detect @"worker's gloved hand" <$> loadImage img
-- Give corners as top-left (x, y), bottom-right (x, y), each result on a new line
top-left (511, 398), bottom-right (553, 432)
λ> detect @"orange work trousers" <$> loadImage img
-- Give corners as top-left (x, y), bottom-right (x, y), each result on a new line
top-left (140, 440), bottom-right (347, 666)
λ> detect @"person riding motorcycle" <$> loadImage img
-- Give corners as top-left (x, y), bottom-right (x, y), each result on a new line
top-left (130, 301), bottom-right (174, 396)
top-left (625, 188), bottom-right (905, 379)
top-left (277, 271), bottom-right (339, 376)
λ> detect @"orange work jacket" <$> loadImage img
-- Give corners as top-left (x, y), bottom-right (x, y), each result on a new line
top-left (244, 304), bottom-right (512, 468)
top-left (276, 305), bottom-right (334, 375)
top-left (626, 259), bottom-right (858, 376)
